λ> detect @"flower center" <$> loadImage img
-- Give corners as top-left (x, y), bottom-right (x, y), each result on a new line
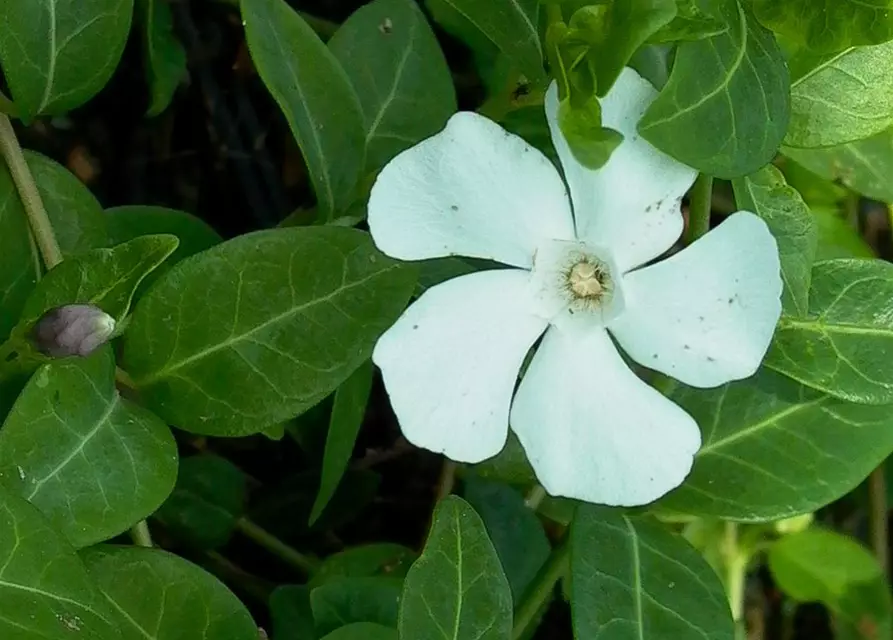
top-left (568, 261), bottom-right (606, 299)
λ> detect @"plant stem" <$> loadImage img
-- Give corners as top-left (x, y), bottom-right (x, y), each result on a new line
top-left (512, 536), bottom-right (571, 640)
top-left (130, 520), bottom-right (154, 547)
top-left (0, 114), bottom-right (62, 268)
top-left (435, 458), bottom-right (458, 502)
top-left (524, 484), bottom-right (547, 510)
top-left (869, 466), bottom-right (889, 577)
top-left (235, 517), bottom-right (320, 575)
top-left (685, 173), bottom-right (714, 245)
top-left (722, 522), bottom-right (747, 640)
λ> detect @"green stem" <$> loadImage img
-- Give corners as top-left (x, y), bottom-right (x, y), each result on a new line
top-left (236, 517), bottom-right (320, 575)
top-left (435, 459), bottom-right (458, 502)
top-left (0, 114), bottom-right (62, 268)
top-left (685, 173), bottom-right (714, 245)
top-left (512, 536), bottom-right (571, 640)
top-left (524, 484), bottom-right (547, 510)
top-left (130, 520), bottom-right (154, 547)
top-left (0, 92), bottom-right (17, 118)
top-left (722, 522), bottom-right (747, 639)
top-left (869, 466), bottom-right (889, 578)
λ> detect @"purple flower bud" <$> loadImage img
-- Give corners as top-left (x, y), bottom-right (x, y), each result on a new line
top-left (32, 304), bottom-right (117, 358)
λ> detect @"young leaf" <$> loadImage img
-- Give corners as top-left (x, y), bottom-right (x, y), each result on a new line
top-left (785, 42), bottom-right (893, 148)
top-left (311, 577), bottom-right (401, 636)
top-left (658, 369), bottom-right (893, 521)
top-left (81, 545), bottom-right (258, 639)
top-left (0, 348), bottom-right (177, 548)
top-left (310, 360), bottom-right (374, 524)
top-left (399, 496), bottom-right (512, 640)
top-left (311, 544), bottom-right (417, 587)
top-left (766, 259), bottom-right (893, 404)
top-left (732, 165), bottom-right (818, 317)
top-left (154, 454), bottom-right (248, 550)
top-left (769, 529), bottom-right (892, 639)
top-left (122, 227), bottom-right (416, 437)
top-left (571, 505), bottom-right (734, 639)
top-left (0, 483), bottom-right (120, 639)
top-left (649, 0), bottom-right (728, 43)
top-left (328, 0), bottom-right (457, 173)
top-left (270, 586), bottom-right (316, 640)
top-left (638, 0), bottom-right (790, 178)
top-left (138, 0), bottom-right (188, 117)
top-left (321, 623), bottom-right (397, 640)
top-left (241, 0), bottom-right (366, 218)
top-left (0, 0), bottom-right (133, 119)
top-left (753, 0), bottom-right (893, 54)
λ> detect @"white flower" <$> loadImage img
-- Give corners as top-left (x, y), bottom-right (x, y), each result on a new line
top-left (367, 68), bottom-right (782, 507)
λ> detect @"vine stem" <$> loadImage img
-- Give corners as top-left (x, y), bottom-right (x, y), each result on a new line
top-left (435, 459), bottom-right (458, 502)
top-left (722, 522), bottom-right (747, 640)
top-left (236, 517), bottom-right (321, 575)
top-left (511, 535), bottom-right (570, 640)
top-left (0, 114), bottom-right (62, 268)
top-left (130, 520), bottom-right (154, 547)
top-left (685, 173), bottom-right (714, 245)
top-left (869, 466), bottom-right (889, 577)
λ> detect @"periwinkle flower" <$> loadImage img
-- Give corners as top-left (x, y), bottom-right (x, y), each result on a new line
top-left (32, 304), bottom-right (117, 358)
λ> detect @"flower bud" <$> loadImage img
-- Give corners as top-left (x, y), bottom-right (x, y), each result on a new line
top-left (32, 304), bottom-right (117, 358)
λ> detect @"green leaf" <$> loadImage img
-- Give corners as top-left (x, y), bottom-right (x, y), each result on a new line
top-left (769, 529), bottom-right (892, 639)
top-left (650, 0), bottom-right (728, 43)
top-left (785, 42), bottom-right (893, 148)
top-left (426, 0), bottom-right (543, 85)
top-left (399, 496), bottom-right (512, 640)
top-left (270, 586), bottom-right (316, 640)
top-left (463, 477), bottom-right (550, 601)
top-left (732, 165), bottom-right (818, 317)
top-left (328, 0), bottom-right (457, 173)
top-left (122, 227), bottom-right (416, 436)
top-left (783, 129), bottom-right (893, 204)
top-left (138, 0), bottom-right (187, 117)
top-left (81, 545), bottom-right (258, 639)
top-left (766, 259), bottom-right (893, 403)
top-left (571, 505), bottom-right (734, 639)
top-left (658, 368), bottom-right (893, 521)
top-left (0, 483), bottom-right (120, 639)
top-left (557, 95), bottom-right (624, 169)
top-left (154, 454), bottom-right (247, 550)
top-left (638, 0), bottom-right (790, 178)
top-left (0, 169), bottom-right (39, 339)
top-left (311, 577), bottom-right (401, 636)
top-left (310, 360), bottom-right (373, 524)
top-left (0, 348), bottom-right (177, 548)
top-left (472, 432), bottom-right (536, 486)
top-left (813, 206), bottom-right (874, 260)
top-left (0, 0), bottom-right (134, 119)
top-left (241, 0), bottom-right (366, 218)
top-left (753, 0), bottom-right (893, 54)
top-left (19, 235), bottom-right (179, 330)
top-left (321, 623), bottom-right (397, 640)
top-left (311, 544), bottom-right (417, 588)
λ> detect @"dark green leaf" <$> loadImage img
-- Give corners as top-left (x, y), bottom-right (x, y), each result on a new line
top-left (311, 577), bottom-right (401, 636)
top-left (472, 432), bottom-right (536, 486)
top-left (571, 505), bottom-right (734, 639)
top-left (270, 586), bottom-right (316, 640)
top-left (0, 0), bottom-right (133, 119)
top-left (813, 207), bottom-right (874, 260)
top-left (732, 165), bottom-right (818, 317)
top-left (321, 623), bottom-right (397, 640)
top-left (639, 0), bottom-right (790, 178)
top-left (81, 545), bottom-right (258, 639)
top-left (241, 0), bottom-right (366, 218)
top-left (0, 348), bottom-right (177, 548)
top-left (154, 454), bottom-right (247, 550)
top-left (328, 0), bottom-right (456, 172)
top-left (311, 544), bottom-right (417, 588)
top-left (0, 483), bottom-right (120, 639)
top-left (138, 0), bottom-right (187, 116)
top-left (658, 368), bottom-right (893, 521)
top-left (0, 167), bottom-right (38, 338)
top-left (766, 259), bottom-right (893, 403)
top-left (122, 227), bottom-right (416, 437)
top-left (310, 360), bottom-right (373, 524)
top-left (399, 496), bottom-right (512, 640)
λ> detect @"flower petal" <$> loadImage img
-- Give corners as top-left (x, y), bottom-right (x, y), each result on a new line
top-left (374, 269), bottom-right (549, 463)
top-left (545, 69), bottom-right (697, 272)
top-left (609, 211), bottom-right (783, 388)
top-left (368, 112), bottom-right (575, 269)
top-left (510, 327), bottom-right (700, 506)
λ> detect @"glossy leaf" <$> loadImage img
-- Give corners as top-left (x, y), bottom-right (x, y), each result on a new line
top-left (753, 0), bottom-right (893, 53)
top-left (0, 483), bottom-right (120, 639)
top-left (241, 0), bottom-right (365, 218)
top-left (311, 577), bottom-right (401, 636)
top-left (321, 623), bottom-right (397, 640)
top-left (658, 369), bottom-right (893, 521)
top-left (81, 545), bottom-right (258, 639)
top-left (122, 227), bottom-right (416, 436)
top-left (154, 454), bottom-right (247, 550)
top-left (783, 129), bottom-right (893, 204)
top-left (638, 0), bottom-right (790, 178)
top-left (311, 544), bottom-right (417, 588)
top-left (138, 0), bottom-right (187, 117)
top-left (732, 165), bottom-right (817, 317)
top-left (328, 0), bottom-right (456, 172)
top-left (0, 348), bottom-right (177, 548)
top-left (786, 42), bottom-right (893, 148)
top-left (310, 360), bottom-right (374, 524)
top-left (270, 586), bottom-right (316, 640)
top-left (399, 496), bottom-right (512, 640)
top-left (767, 259), bottom-right (893, 404)
top-left (572, 505), bottom-right (734, 639)
top-left (769, 529), bottom-right (892, 639)
top-left (650, 0), bottom-right (728, 43)
top-left (0, 0), bottom-right (133, 119)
